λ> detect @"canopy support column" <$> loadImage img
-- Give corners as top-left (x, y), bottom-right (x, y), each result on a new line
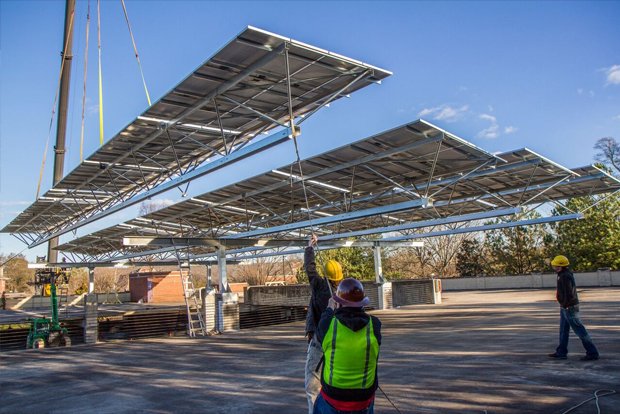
top-left (88, 267), bottom-right (95, 294)
top-left (217, 247), bottom-right (228, 293)
top-left (374, 245), bottom-right (388, 310)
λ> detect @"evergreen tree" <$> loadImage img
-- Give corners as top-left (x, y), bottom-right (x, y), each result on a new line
top-left (483, 211), bottom-right (552, 275)
top-left (551, 192), bottom-right (620, 270)
top-left (456, 239), bottom-right (485, 276)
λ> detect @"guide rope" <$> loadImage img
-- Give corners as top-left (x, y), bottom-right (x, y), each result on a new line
top-left (79, 0), bottom-right (91, 162)
top-left (378, 385), bottom-right (403, 414)
top-left (97, 0), bottom-right (104, 145)
top-left (120, 0), bottom-right (151, 107)
top-left (290, 134), bottom-right (332, 296)
top-left (36, 9), bottom-right (75, 200)
top-left (561, 389), bottom-right (616, 414)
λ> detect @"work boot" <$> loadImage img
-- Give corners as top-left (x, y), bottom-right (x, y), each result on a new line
top-left (548, 353), bottom-right (567, 359)
top-left (580, 355), bottom-right (599, 361)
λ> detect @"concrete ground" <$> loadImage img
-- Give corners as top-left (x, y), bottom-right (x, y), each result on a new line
top-left (1, 288), bottom-right (618, 414)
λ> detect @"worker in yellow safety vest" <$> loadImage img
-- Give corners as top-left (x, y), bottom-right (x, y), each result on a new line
top-left (313, 278), bottom-right (382, 414)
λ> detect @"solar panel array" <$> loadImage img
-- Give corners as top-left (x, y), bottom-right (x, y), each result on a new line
top-left (2, 27), bottom-right (391, 247)
top-left (53, 120), bottom-right (620, 262)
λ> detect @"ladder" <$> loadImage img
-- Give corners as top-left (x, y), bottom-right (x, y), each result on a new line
top-left (58, 285), bottom-right (69, 319)
top-left (172, 242), bottom-right (206, 337)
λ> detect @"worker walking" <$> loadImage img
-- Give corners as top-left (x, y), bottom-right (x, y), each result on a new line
top-left (313, 278), bottom-right (381, 414)
top-left (1, 291), bottom-right (6, 310)
top-left (305, 235), bottom-right (343, 414)
top-left (548, 255), bottom-right (600, 361)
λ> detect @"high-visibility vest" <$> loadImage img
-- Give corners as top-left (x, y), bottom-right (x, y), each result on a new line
top-left (322, 317), bottom-right (379, 389)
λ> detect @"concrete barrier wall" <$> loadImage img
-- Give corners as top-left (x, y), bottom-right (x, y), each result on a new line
top-left (12, 292), bottom-right (131, 310)
top-left (441, 269), bottom-right (620, 291)
top-left (244, 282), bottom-right (381, 308)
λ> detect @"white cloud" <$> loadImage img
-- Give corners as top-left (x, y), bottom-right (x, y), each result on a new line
top-left (477, 124), bottom-right (499, 139)
top-left (87, 105), bottom-right (99, 115)
top-left (590, 90), bottom-right (595, 97)
top-left (0, 201), bottom-right (29, 206)
top-left (614, 115), bottom-right (620, 120)
top-left (418, 104), bottom-right (469, 122)
top-left (479, 114), bottom-right (497, 123)
top-left (488, 106), bottom-right (494, 112)
top-left (605, 65), bottom-right (620, 85)
top-left (577, 88), bottom-right (583, 95)
top-left (504, 126), bottom-right (518, 134)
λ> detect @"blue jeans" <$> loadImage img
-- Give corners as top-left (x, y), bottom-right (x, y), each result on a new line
top-left (556, 307), bottom-right (599, 358)
top-left (313, 394), bottom-right (374, 414)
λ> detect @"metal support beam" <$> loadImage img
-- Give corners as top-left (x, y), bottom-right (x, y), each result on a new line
top-left (123, 237), bottom-right (308, 248)
top-left (217, 247), bottom-right (228, 293)
top-left (382, 214), bottom-right (583, 241)
top-left (30, 127), bottom-right (296, 247)
top-left (88, 267), bottom-right (95, 294)
top-left (233, 198), bottom-right (430, 238)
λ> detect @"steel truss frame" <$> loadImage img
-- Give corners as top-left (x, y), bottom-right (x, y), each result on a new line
top-left (50, 122), bottom-right (620, 265)
top-left (4, 27), bottom-right (390, 248)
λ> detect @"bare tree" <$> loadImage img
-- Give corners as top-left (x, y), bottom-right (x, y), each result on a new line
top-left (228, 257), bottom-right (292, 286)
top-left (138, 200), bottom-right (173, 216)
top-left (594, 137), bottom-right (620, 175)
top-left (384, 222), bottom-right (480, 278)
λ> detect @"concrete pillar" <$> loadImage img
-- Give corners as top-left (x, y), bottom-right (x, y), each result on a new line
top-left (88, 267), bottom-right (95, 294)
top-left (204, 291), bottom-right (239, 332)
top-left (83, 294), bottom-right (98, 344)
top-left (217, 247), bottom-right (228, 293)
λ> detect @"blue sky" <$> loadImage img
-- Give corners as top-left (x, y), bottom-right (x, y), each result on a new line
top-left (1, 1), bottom-right (619, 260)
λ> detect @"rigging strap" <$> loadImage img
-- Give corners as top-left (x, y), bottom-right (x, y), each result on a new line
top-left (79, 0), bottom-right (91, 162)
top-left (120, 0), bottom-right (151, 106)
top-left (97, 0), bottom-right (104, 145)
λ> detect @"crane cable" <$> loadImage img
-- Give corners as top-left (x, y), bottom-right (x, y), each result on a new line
top-left (284, 45), bottom-right (332, 296)
top-left (97, 0), bottom-right (104, 146)
top-left (120, 0), bottom-right (151, 107)
top-left (35, 9), bottom-right (75, 200)
top-left (79, 0), bottom-right (91, 162)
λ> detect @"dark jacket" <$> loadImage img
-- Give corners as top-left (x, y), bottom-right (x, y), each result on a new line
top-left (305, 246), bottom-right (332, 338)
top-left (316, 306), bottom-right (382, 403)
top-left (556, 267), bottom-right (579, 309)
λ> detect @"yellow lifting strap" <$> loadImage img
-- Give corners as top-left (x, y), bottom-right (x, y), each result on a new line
top-left (121, 0), bottom-right (152, 107)
top-left (36, 9), bottom-right (75, 200)
top-left (97, 0), bottom-right (104, 146)
top-left (79, 0), bottom-right (91, 162)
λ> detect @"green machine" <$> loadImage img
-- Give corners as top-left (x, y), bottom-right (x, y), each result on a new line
top-left (27, 268), bottom-right (71, 349)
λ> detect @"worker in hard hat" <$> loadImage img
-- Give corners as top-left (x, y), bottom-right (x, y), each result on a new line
top-left (305, 234), bottom-right (343, 414)
top-left (548, 255), bottom-right (600, 361)
top-left (313, 278), bottom-right (382, 414)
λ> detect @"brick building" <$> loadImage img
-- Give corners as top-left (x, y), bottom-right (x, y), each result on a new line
top-left (129, 270), bottom-right (185, 303)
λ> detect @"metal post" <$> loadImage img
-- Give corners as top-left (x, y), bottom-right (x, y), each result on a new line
top-left (88, 267), bottom-right (95, 294)
top-left (207, 264), bottom-right (212, 289)
top-left (217, 247), bottom-right (228, 293)
top-left (48, 0), bottom-right (76, 264)
top-left (374, 245), bottom-right (384, 310)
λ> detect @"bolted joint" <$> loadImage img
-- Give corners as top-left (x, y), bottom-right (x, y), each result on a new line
top-left (53, 146), bottom-right (67, 154)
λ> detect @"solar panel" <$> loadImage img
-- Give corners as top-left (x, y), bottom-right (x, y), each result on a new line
top-left (2, 26), bottom-right (391, 247)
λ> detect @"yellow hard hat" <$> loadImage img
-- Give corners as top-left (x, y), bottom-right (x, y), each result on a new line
top-left (324, 260), bottom-right (343, 281)
top-left (551, 255), bottom-right (570, 267)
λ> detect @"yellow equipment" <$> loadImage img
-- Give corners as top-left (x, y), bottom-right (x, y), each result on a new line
top-left (324, 260), bottom-right (343, 281)
top-left (551, 255), bottom-right (570, 267)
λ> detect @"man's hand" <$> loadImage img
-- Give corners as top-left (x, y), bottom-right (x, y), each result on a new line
top-left (328, 296), bottom-right (340, 310)
top-left (309, 234), bottom-right (318, 248)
